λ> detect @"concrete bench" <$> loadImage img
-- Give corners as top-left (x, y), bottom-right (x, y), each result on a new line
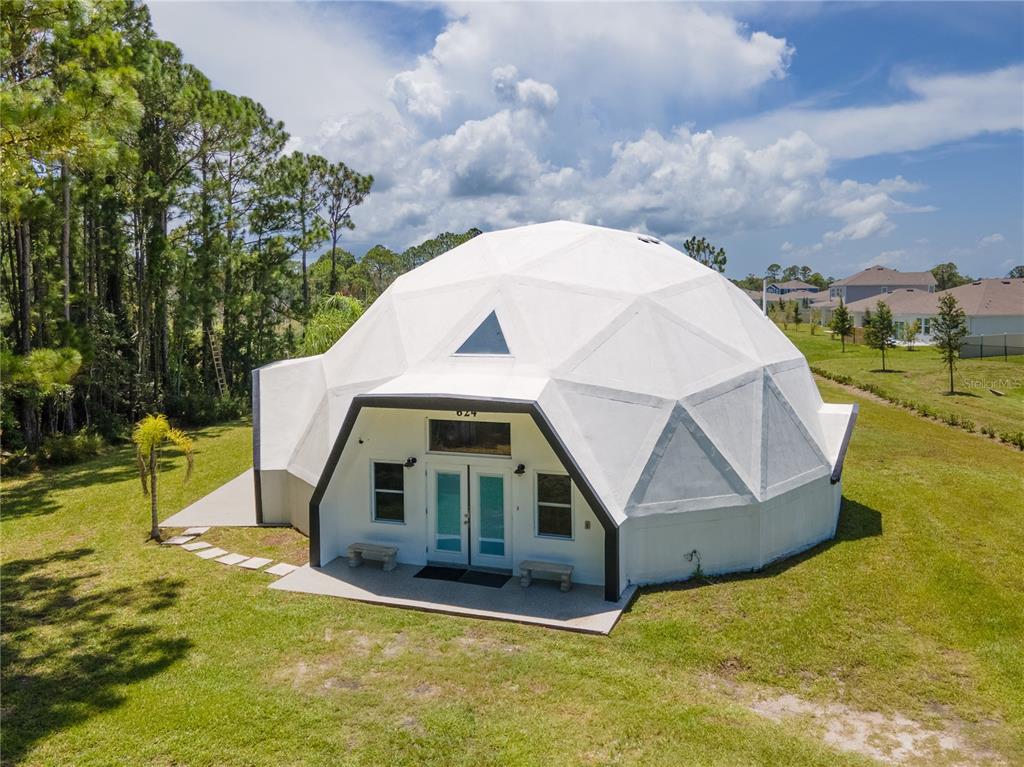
top-left (519, 560), bottom-right (573, 592)
top-left (346, 542), bottom-right (398, 571)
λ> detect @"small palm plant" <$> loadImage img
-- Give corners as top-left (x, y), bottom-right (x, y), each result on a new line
top-left (132, 414), bottom-right (194, 542)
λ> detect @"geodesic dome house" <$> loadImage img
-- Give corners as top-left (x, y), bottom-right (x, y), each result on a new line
top-left (253, 221), bottom-right (857, 601)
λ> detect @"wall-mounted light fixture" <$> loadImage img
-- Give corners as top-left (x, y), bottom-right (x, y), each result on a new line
top-left (404, 457), bottom-right (417, 468)
top-left (514, 463), bottom-right (526, 475)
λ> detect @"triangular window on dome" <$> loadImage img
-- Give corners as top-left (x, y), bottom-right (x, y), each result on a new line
top-left (455, 311), bottom-right (510, 355)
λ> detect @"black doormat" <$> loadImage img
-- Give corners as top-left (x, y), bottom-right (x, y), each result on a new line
top-left (414, 565), bottom-right (466, 582)
top-left (414, 565), bottom-right (511, 589)
top-left (458, 570), bottom-right (511, 589)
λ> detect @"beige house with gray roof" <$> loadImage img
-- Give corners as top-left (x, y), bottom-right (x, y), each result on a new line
top-left (844, 278), bottom-right (1024, 342)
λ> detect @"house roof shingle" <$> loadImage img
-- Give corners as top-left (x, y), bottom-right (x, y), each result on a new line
top-left (832, 266), bottom-right (937, 288)
top-left (769, 279), bottom-right (817, 290)
top-left (845, 279), bottom-right (1024, 317)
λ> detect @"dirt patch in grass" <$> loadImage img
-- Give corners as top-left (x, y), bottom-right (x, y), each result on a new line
top-left (453, 630), bottom-right (523, 655)
top-left (271, 654), bottom-right (369, 696)
top-left (706, 675), bottom-right (1005, 765)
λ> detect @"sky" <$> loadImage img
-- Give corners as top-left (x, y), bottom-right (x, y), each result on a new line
top-left (148, 1), bottom-right (1024, 280)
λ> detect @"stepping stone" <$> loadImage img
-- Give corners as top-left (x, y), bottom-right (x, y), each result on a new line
top-left (181, 541), bottom-right (212, 551)
top-left (184, 526), bottom-right (210, 536)
top-left (216, 553), bottom-right (249, 566)
top-left (265, 563), bottom-right (298, 577)
top-left (195, 547), bottom-right (228, 560)
top-left (238, 557), bottom-right (272, 570)
top-left (162, 535), bottom-right (195, 545)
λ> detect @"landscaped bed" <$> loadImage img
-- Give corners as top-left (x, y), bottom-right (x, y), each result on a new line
top-left (785, 325), bottom-right (1024, 441)
top-left (2, 384), bottom-right (1022, 766)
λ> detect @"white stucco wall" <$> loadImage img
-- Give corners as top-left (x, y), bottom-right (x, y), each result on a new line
top-left (258, 469), bottom-right (314, 535)
top-left (620, 474), bottom-right (842, 587)
top-left (316, 408), bottom-right (607, 585)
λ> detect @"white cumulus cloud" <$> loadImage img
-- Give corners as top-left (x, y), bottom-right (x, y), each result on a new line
top-left (720, 66), bottom-right (1024, 160)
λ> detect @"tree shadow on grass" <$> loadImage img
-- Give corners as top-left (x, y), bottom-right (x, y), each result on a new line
top-left (2, 424), bottom-right (250, 522)
top-left (0, 547), bottom-right (191, 765)
top-left (635, 497), bottom-right (882, 601)
top-left (1, 448), bottom-right (140, 521)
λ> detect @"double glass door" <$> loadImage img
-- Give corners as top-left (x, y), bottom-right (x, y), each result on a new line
top-left (427, 463), bottom-right (511, 570)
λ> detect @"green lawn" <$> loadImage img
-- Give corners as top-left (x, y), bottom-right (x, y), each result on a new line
top-left (3, 390), bottom-right (1023, 766)
top-left (784, 324), bottom-right (1024, 437)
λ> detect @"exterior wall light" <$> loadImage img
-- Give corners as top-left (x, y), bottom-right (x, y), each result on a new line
top-left (404, 457), bottom-right (417, 468)
top-left (514, 463), bottom-right (526, 475)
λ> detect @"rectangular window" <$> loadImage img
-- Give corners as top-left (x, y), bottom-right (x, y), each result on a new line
top-left (428, 419), bottom-right (511, 456)
top-left (372, 462), bottom-right (404, 523)
top-left (536, 472), bottom-right (572, 539)
top-left (923, 317), bottom-right (931, 335)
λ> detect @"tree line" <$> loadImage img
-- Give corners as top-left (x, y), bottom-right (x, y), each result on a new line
top-left (0, 1), bottom-right (477, 458)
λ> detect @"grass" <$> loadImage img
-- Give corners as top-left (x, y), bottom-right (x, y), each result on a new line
top-left (783, 324), bottom-right (1024, 437)
top-left (2, 392), bottom-right (1023, 766)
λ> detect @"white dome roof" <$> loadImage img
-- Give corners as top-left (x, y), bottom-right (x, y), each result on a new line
top-left (260, 221), bottom-right (854, 524)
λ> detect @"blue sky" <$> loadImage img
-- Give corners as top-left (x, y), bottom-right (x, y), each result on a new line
top-left (149, 1), bottom-right (1023, 280)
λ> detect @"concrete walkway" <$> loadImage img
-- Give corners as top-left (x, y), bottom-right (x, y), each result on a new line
top-left (270, 557), bottom-right (636, 635)
top-left (160, 469), bottom-right (258, 528)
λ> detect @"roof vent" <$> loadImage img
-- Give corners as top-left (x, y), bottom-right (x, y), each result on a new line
top-left (637, 235), bottom-right (660, 245)
top-left (973, 281), bottom-right (982, 285)
top-left (455, 310), bottom-right (510, 355)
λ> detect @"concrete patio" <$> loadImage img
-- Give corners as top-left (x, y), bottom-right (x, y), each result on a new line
top-left (160, 469), bottom-right (258, 527)
top-left (269, 557), bottom-right (637, 634)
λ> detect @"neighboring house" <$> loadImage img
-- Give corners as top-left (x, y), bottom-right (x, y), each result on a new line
top-left (767, 279), bottom-right (819, 295)
top-left (768, 289), bottom-right (820, 310)
top-left (812, 265), bottom-right (938, 326)
top-left (809, 294), bottom-right (840, 324)
top-left (740, 288), bottom-right (764, 306)
top-left (828, 265), bottom-right (936, 304)
top-left (250, 221), bottom-right (857, 602)
top-left (844, 278), bottom-right (1024, 342)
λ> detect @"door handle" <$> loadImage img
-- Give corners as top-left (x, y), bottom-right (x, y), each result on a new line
top-left (463, 515), bottom-right (469, 524)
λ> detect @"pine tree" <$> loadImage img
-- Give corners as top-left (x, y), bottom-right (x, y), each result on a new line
top-left (864, 301), bottom-right (897, 372)
top-left (830, 299), bottom-right (853, 352)
top-left (933, 294), bottom-right (968, 394)
top-left (322, 162), bottom-right (373, 294)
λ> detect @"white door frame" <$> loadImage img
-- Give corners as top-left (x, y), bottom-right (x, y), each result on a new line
top-left (425, 462), bottom-right (469, 565)
top-left (469, 465), bottom-right (513, 570)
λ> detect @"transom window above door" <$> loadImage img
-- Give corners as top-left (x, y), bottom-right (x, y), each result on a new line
top-left (428, 419), bottom-right (511, 456)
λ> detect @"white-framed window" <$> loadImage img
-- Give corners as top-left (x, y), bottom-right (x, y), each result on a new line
top-left (922, 317), bottom-right (931, 335)
top-left (371, 461), bottom-right (405, 523)
top-left (535, 472), bottom-right (573, 539)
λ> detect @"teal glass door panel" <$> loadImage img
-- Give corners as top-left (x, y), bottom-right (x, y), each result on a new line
top-left (478, 474), bottom-right (505, 557)
top-left (436, 471), bottom-right (462, 552)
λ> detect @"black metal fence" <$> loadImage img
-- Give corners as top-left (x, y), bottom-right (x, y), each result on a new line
top-left (960, 333), bottom-right (1024, 360)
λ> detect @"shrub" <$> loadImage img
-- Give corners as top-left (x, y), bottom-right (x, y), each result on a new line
top-left (1, 449), bottom-right (37, 474)
top-left (38, 430), bottom-right (105, 465)
top-left (165, 393), bottom-right (247, 427)
top-left (999, 431), bottom-right (1024, 450)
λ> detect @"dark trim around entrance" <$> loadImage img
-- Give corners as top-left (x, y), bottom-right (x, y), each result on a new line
top-left (252, 368), bottom-right (264, 525)
top-left (308, 394), bottom-right (622, 602)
